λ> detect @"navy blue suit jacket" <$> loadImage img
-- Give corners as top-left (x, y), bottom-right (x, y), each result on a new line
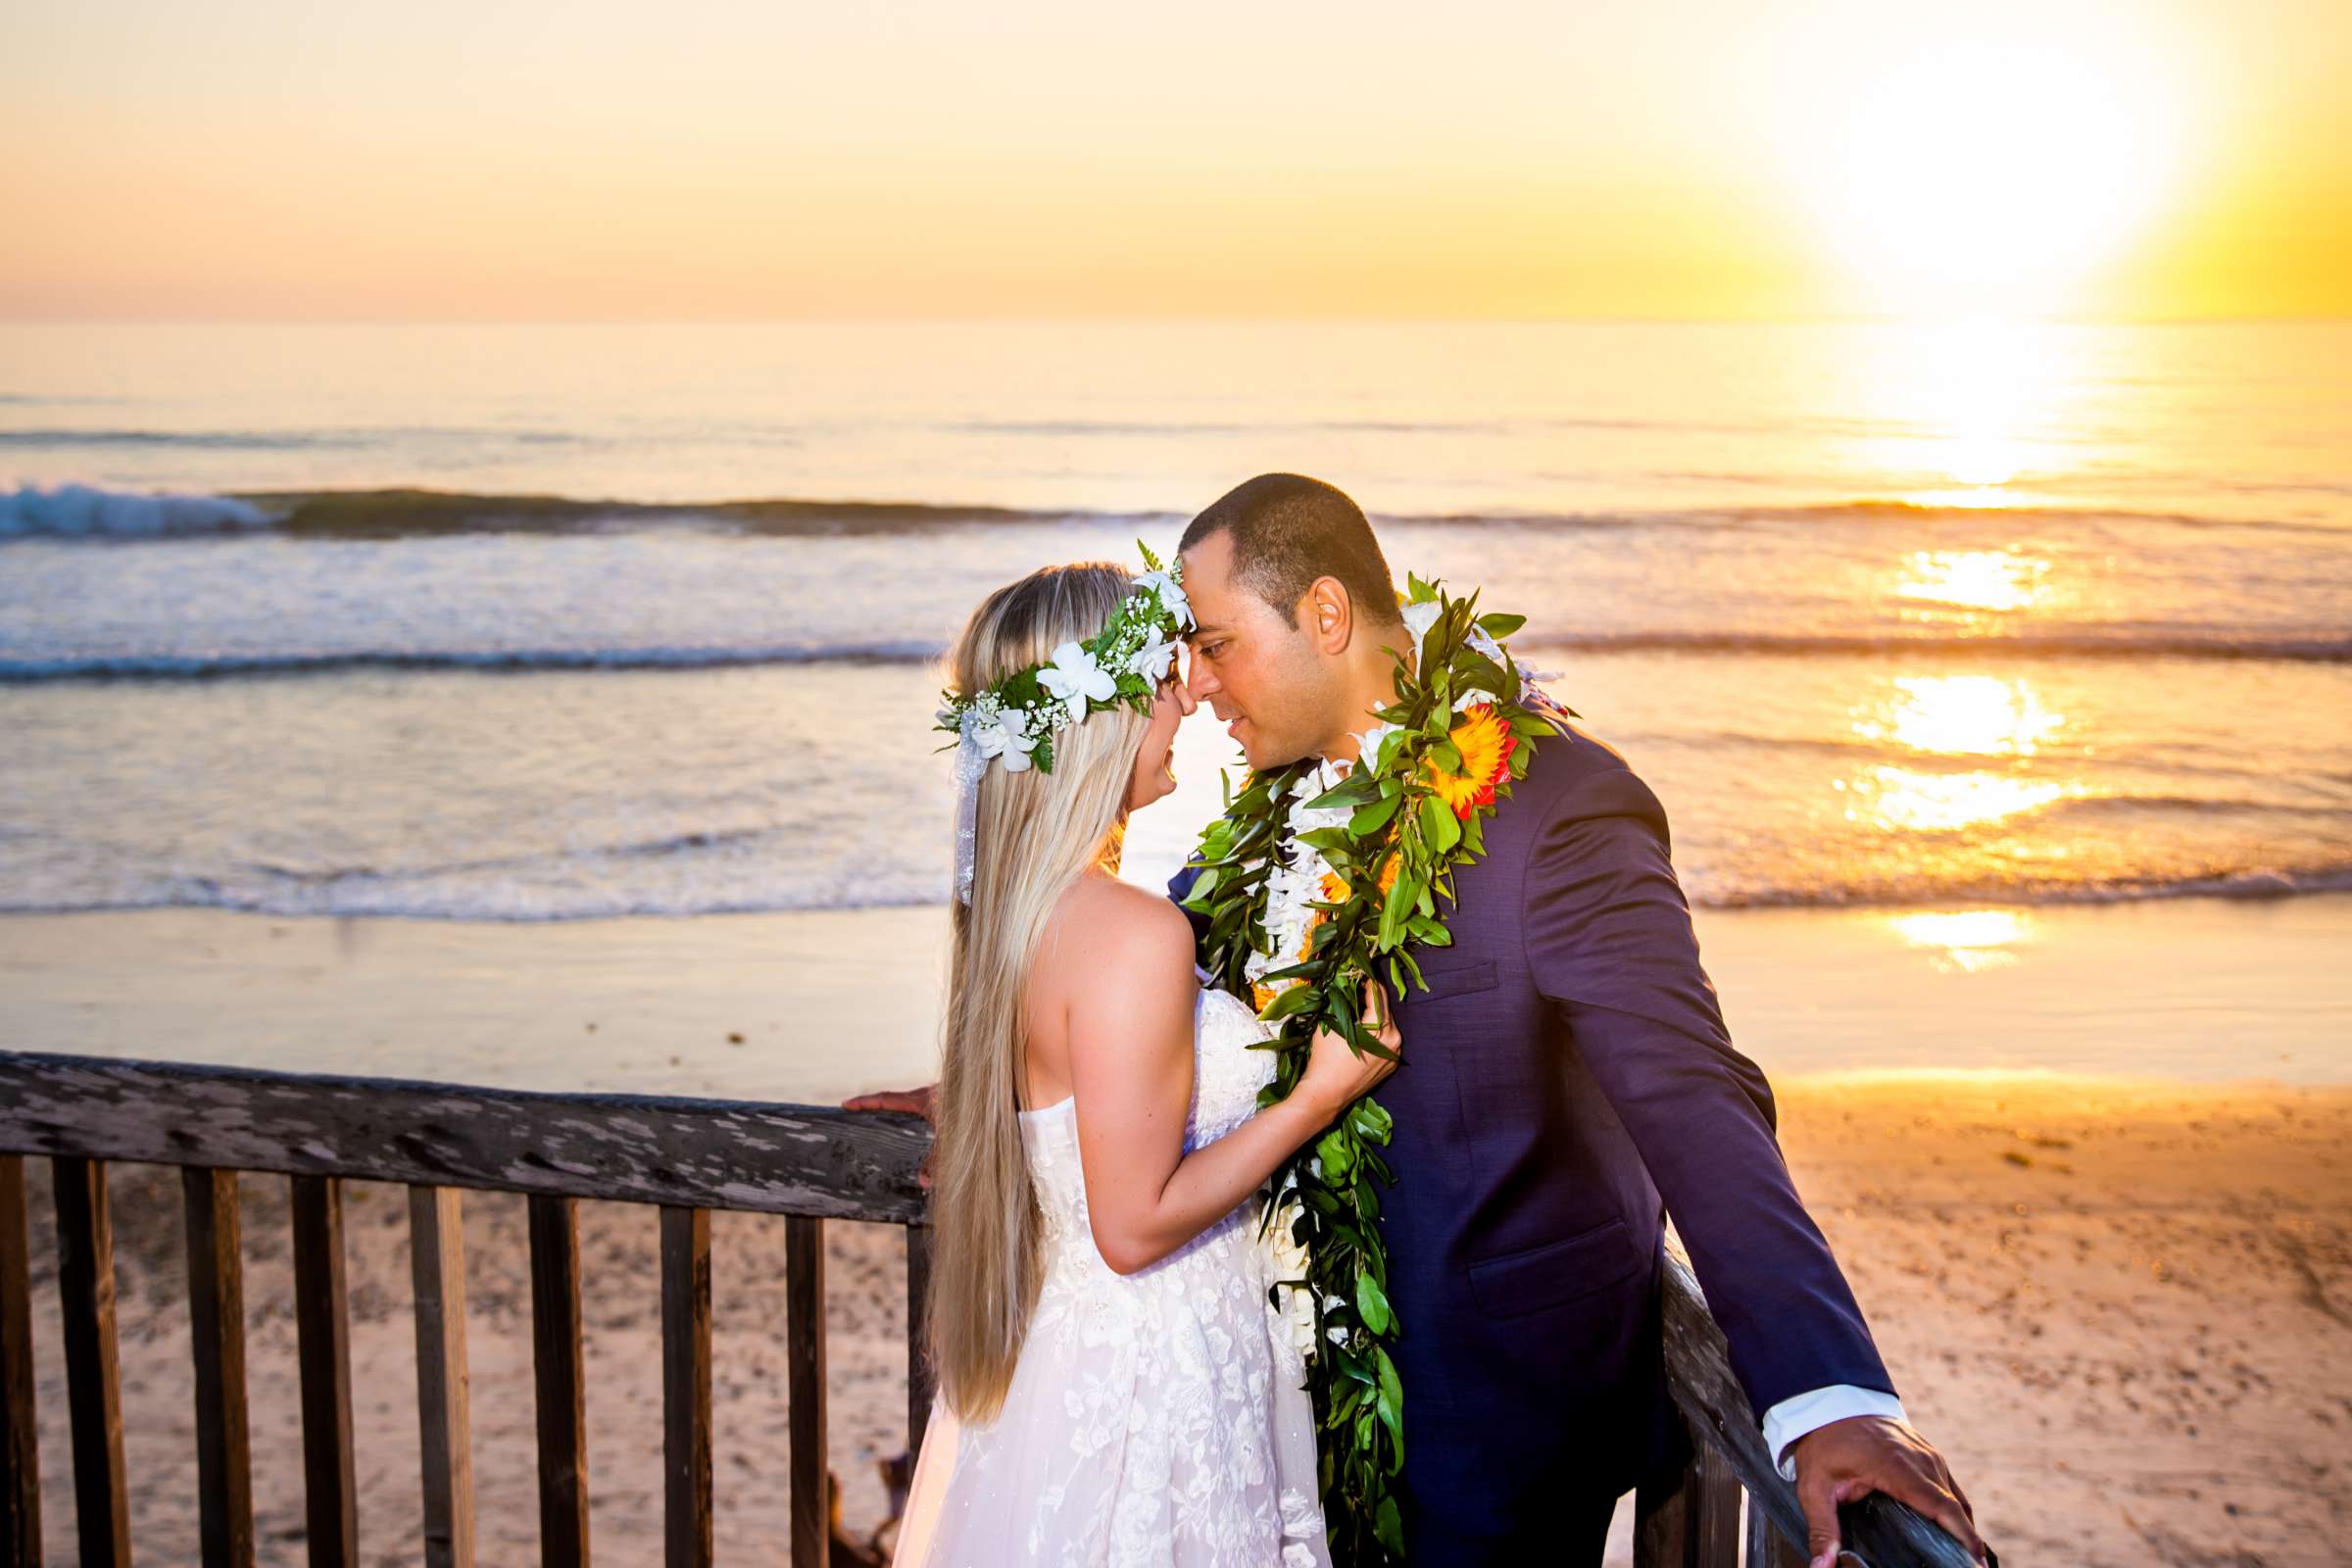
top-left (1168, 719), bottom-right (1894, 1563)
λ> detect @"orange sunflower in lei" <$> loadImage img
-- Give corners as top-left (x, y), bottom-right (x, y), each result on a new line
top-left (1422, 701), bottom-right (1517, 819)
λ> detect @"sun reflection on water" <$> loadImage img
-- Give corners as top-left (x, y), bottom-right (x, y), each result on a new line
top-left (1854, 674), bottom-right (2065, 756)
top-left (1840, 672), bottom-right (2078, 830)
top-left (1842, 766), bottom-right (2074, 831)
top-left (1885, 908), bottom-right (2033, 973)
top-left (1895, 549), bottom-right (2052, 614)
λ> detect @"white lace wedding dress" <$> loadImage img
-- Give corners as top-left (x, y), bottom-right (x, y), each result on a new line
top-left (890, 982), bottom-right (1331, 1568)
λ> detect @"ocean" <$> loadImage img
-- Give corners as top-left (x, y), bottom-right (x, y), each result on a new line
top-left (3, 318), bottom-right (2347, 927)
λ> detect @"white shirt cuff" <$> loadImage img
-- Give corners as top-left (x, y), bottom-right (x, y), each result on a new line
top-left (1762, 1385), bottom-right (1908, 1482)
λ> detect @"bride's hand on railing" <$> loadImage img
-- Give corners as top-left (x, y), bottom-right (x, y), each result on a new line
top-left (1297, 977), bottom-right (1400, 1117)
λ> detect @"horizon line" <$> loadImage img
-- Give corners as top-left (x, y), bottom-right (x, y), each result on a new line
top-left (5, 311), bottom-right (2349, 328)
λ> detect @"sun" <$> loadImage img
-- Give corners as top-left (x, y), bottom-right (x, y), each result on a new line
top-left (1801, 41), bottom-right (2184, 317)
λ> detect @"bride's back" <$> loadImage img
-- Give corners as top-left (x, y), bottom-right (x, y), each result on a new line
top-left (1016, 867), bottom-right (1198, 1116)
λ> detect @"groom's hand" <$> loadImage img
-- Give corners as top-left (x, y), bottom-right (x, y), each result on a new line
top-left (1790, 1415), bottom-right (1990, 1568)
top-left (843, 1084), bottom-right (937, 1120)
top-left (842, 1084), bottom-right (939, 1189)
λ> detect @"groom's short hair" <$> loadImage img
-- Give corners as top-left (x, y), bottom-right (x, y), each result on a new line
top-left (1180, 473), bottom-right (1403, 631)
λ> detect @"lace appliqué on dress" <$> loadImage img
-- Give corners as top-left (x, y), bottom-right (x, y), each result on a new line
top-left (892, 986), bottom-right (1330, 1568)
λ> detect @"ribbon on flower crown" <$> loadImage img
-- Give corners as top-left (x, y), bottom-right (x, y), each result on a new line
top-left (953, 727), bottom-right (987, 905)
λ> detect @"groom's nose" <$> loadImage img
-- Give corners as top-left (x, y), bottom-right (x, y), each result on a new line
top-left (1185, 651), bottom-right (1219, 704)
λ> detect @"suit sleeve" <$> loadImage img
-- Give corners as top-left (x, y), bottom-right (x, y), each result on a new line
top-left (1165, 864), bottom-right (1211, 949)
top-left (1519, 762), bottom-right (1896, 1416)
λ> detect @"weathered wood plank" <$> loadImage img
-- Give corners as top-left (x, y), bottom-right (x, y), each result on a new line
top-left (1692, 1441), bottom-right (1743, 1565)
top-left (904, 1222), bottom-right (933, 1463)
top-left (0, 1051), bottom-right (930, 1224)
top-left (1, 1154), bottom-right (39, 1568)
top-left (787, 1215), bottom-right (828, 1568)
top-left (410, 1185), bottom-right (475, 1568)
top-left (661, 1205), bottom-right (712, 1568)
top-left (182, 1167), bottom-right (255, 1568)
top-left (1658, 1237), bottom-right (1982, 1568)
top-left (52, 1156), bottom-right (130, 1568)
top-left (527, 1194), bottom-right (590, 1568)
top-left (290, 1176), bottom-right (359, 1568)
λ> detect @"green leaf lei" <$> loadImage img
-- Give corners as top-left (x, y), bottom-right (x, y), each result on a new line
top-left (1181, 575), bottom-right (1574, 1564)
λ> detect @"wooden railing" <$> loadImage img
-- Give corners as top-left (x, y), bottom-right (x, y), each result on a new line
top-left (1639, 1242), bottom-right (1982, 1568)
top-left (0, 1050), bottom-right (933, 1568)
top-left (0, 1049), bottom-right (1977, 1568)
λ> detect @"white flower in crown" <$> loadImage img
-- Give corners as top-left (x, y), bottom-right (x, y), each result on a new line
top-left (1038, 640), bottom-right (1117, 723)
top-left (1130, 633), bottom-right (1180, 685)
top-left (971, 704), bottom-right (1037, 771)
top-left (1133, 565), bottom-right (1195, 630)
top-left (1400, 597), bottom-right (1444, 649)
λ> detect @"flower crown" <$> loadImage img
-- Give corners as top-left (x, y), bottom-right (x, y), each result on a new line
top-left (934, 542), bottom-right (1194, 776)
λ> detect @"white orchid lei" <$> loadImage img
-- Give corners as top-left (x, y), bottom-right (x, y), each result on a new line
top-left (933, 543), bottom-right (1193, 776)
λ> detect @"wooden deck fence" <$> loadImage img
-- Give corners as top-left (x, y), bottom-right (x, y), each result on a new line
top-left (0, 1048), bottom-right (1978, 1568)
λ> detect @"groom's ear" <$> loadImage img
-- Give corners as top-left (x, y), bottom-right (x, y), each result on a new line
top-left (1301, 575), bottom-right (1354, 657)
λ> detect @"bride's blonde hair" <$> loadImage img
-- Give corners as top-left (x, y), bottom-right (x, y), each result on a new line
top-left (928, 562), bottom-right (1156, 1422)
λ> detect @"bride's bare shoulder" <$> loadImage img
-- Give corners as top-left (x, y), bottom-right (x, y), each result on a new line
top-left (1039, 872), bottom-right (1195, 998)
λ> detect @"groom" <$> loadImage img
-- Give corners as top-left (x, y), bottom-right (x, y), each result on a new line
top-left (1163, 474), bottom-right (1988, 1568)
top-left (853, 471), bottom-right (1992, 1565)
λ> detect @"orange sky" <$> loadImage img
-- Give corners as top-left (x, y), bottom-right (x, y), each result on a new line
top-left (2, 0), bottom-right (2344, 320)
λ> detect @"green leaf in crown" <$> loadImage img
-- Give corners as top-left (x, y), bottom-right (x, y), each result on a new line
top-left (1182, 573), bottom-right (1576, 1564)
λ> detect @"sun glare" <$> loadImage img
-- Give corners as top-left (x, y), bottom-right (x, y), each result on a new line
top-left (1803, 41), bottom-right (2184, 317)
top-left (1843, 767), bottom-right (2074, 833)
top-left (1895, 549), bottom-right (2054, 615)
top-left (1885, 909), bottom-right (2034, 973)
top-left (1854, 674), bottom-right (2066, 757)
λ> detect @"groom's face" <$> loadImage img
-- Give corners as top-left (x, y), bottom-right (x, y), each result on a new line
top-left (1178, 530), bottom-right (1344, 770)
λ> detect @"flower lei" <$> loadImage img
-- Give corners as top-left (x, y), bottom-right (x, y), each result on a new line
top-left (933, 541), bottom-right (1193, 775)
top-left (1182, 574), bottom-right (1574, 1564)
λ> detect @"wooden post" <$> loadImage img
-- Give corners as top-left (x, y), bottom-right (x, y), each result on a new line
top-left (661, 1205), bottom-right (712, 1568)
top-left (409, 1185), bottom-right (475, 1568)
top-left (1, 1154), bottom-right (40, 1567)
top-left (787, 1215), bottom-right (828, 1568)
top-left (1747, 1488), bottom-right (1810, 1567)
top-left (290, 1176), bottom-right (359, 1568)
top-left (53, 1155), bottom-right (130, 1568)
top-left (1636, 1427), bottom-right (1742, 1567)
top-left (182, 1167), bottom-right (255, 1568)
top-left (904, 1223), bottom-right (933, 1463)
top-left (528, 1194), bottom-right (591, 1568)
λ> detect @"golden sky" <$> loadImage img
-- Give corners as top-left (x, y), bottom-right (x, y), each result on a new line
top-left (2, 0), bottom-right (2344, 320)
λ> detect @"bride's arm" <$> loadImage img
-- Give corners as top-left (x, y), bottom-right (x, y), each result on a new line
top-left (1064, 893), bottom-right (1392, 1277)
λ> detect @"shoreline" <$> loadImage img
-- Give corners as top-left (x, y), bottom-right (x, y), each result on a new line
top-left (2, 892), bottom-right (2344, 1099)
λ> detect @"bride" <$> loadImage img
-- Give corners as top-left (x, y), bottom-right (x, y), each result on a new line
top-left (884, 558), bottom-right (1399, 1567)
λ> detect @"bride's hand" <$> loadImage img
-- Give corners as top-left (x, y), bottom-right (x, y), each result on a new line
top-left (1296, 977), bottom-right (1401, 1117)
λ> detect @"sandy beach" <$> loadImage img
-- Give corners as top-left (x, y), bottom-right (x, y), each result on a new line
top-left (4, 899), bottom-right (2349, 1564)
top-left (10, 1075), bottom-right (2346, 1566)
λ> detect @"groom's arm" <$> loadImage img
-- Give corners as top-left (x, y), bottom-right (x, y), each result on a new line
top-left (1518, 760), bottom-right (1900, 1470)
